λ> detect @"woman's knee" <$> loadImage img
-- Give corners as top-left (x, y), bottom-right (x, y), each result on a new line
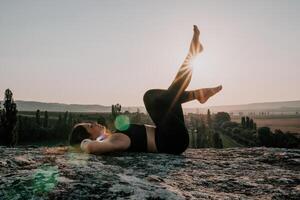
top-left (143, 89), bottom-right (160, 105)
top-left (144, 89), bottom-right (172, 108)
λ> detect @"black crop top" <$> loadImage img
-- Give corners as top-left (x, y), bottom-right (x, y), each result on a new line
top-left (114, 124), bottom-right (148, 152)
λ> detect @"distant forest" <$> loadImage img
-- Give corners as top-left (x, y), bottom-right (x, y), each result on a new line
top-left (1, 89), bottom-right (299, 149)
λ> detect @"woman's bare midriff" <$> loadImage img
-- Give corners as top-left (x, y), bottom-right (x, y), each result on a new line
top-left (145, 124), bottom-right (158, 153)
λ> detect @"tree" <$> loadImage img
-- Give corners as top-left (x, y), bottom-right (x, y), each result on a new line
top-left (207, 109), bottom-right (212, 128)
top-left (232, 127), bottom-right (241, 135)
top-left (214, 112), bottom-right (231, 127)
top-left (196, 128), bottom-right (210, 148)
top-left (67, 112), bottom-right (73, 128)
top-left (56, 114), bottom-right (62, 129)
top-left (195, 118), bottom-right (206, 148)
top-left (221, 121), bottom-right (239, 129)
top-left (0, 89), bottom-right (18, 146)
top-left (191, 129), bottom-right (197, 148)
top-left (36, 109), bottom-right (41, 126)
top-left (63, 111), bottom-right (69, 127)
top-left (43, 111), bottom-right (48, 128)
top-left (258, 127), bottom-right (272, 147)
top-left (212, 131), bottom-right (223, 148)
top-left (241, 117), bottom-right (246, 128)
top-left (249, 119), bottom-right (254, 129)
top-left (245, 116), bottom-right (250, 128)
top-left (111, 103), bottom-right (122, 119)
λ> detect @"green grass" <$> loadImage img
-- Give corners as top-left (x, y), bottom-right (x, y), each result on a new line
top-left (220, 133), bottom-right (244, 148)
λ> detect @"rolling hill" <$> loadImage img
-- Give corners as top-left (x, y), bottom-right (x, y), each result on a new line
top-left (12, 100), bottom-right (300, 114)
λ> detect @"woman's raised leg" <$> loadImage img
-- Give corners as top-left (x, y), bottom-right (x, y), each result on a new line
top-left (143, 89), bottom-right (174, 127)
top-left (179, 85), bottom-right (223, 104)
top-left (142, 26), bottom-right (203, 124)
top-left (167, 25), bottom-right (222, 105)
top-left (143, 89), bottom-right (189, 154)
top-left (168, 25), bottom-right (203, 95)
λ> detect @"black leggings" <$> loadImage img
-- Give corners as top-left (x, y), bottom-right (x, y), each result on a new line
top-left (143, 80), bottom-right (191, 155)
top-left (142, 27), bottom-right (204, 154)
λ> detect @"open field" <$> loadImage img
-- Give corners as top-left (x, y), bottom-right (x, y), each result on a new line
top-left (19, 111), bottom-right (300, 134)
top-left (232, 116), bottom-right (300, 133)
top-left (219, 133), bottom-right (243, 148)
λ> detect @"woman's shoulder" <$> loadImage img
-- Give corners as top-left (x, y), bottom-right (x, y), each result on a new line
top-left (109, 132), bottom-right (131, 143)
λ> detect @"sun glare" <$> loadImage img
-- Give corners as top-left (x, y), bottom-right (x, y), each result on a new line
top-left (189, 55), bottom-right (201, 70)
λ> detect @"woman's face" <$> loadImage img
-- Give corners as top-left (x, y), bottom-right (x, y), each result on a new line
top-left (76, 122), bottom-right (106, 140)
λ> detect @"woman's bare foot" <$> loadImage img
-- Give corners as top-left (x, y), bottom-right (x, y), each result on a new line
top-left (191, 25), bottom-right (203, 54)
top-left (193, 25), bottom-right (200, 36)
top-left (194, 85), bottom-right (222, 104)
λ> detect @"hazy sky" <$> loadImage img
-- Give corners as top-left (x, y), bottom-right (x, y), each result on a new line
top-left (0, 0), bottom-right (299, 108)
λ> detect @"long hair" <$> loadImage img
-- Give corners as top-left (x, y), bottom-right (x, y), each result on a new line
top-left (69, 125), bottom-right (90, 147)
top-left (68, 123), bottom-right (113, 147)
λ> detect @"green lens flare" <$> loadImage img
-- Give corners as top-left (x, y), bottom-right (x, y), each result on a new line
top-left (67, 152), bottom-right (89, 166)
top-left (114, 115), bottom-right (130, 131)
top-left (32, 165), bottom-right (59, 195)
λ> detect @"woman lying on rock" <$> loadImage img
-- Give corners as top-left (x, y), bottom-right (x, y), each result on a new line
top-left (69, 25), bottom-right (222, 155)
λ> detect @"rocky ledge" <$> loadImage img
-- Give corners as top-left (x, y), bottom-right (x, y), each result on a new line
top-left (0, 147), bottom-right (299, 200)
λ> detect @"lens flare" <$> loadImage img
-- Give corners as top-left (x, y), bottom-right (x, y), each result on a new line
top-left (114, 115), bottom-right (130, 131)
top-left (32, 165), bottom-right (59, 195)
top-left (67, 152), bottom-right (90, 166)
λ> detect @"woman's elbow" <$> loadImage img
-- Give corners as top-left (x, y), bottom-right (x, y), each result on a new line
top-left (85, 143), bottom-right (100, 154)
top-left (80, 144), bottom-right (92, 154)
top-left (80, 139), bottom-right (93, 154)
top-left (80, 141), bottom-right (101, 154)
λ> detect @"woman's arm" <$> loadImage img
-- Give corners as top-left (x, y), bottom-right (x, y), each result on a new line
top-left (81, 133), bottom-right (130, 155)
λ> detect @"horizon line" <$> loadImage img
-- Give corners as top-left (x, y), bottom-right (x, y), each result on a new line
top-left (12, 98), bottom-right (300, 109)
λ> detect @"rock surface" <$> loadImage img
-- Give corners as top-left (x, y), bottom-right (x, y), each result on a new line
top-left (0, 147), bottom-right (299, 200)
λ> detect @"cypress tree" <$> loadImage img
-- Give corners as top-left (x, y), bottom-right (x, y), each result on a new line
top-left (249, 119), bottom-right (254, 129)
top-left (67, 112), bottom-right (73, 127)
top-left (207, 109), bottom-right (212, 128)
top-left (111, 105), bottom-right (116, 119)
top-left (43, 111), bottom-right (48, 128)
top-left (36, 109), bottom-right (41, 126)
top-left (245, 116), bottom-right (250, 128)
top-left (63, 111), bottom-right (68, 127)
top-left (56, 114), bottom-right (62, 128)
top-left (241, 116), bottom-right (245, 128)
top-left (0, 89), bottom-right (18, 146)
top-left (213, 131), bottom-right (223, 148)
top-left (111, 104), bottom-right (122, 119)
